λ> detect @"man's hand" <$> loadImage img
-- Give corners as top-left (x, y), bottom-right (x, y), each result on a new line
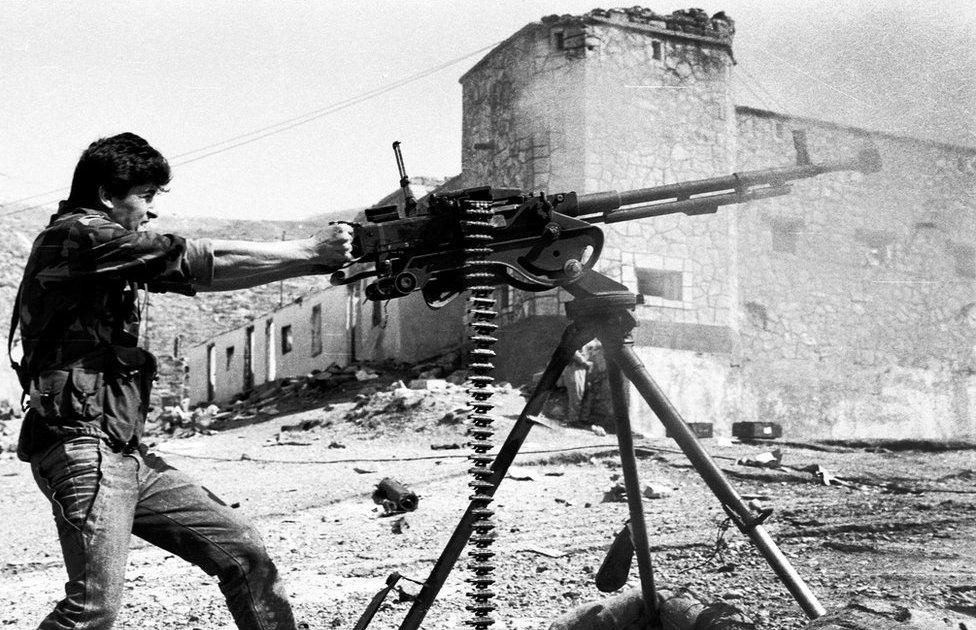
top-left (311, 222), bottom-right (355, 272)
top-left (200, 223), bottom-right (357, 292)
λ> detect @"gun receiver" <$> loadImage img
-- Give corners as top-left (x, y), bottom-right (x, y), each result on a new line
top-left (331, 137), bottom-right (881, 308)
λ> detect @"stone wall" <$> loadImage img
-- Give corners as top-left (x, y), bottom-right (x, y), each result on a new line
top-left (455, 8), bottom-right (976, 439)
top-left (732, 110), bottom-right (976, 438)
top-left (458, 9), bottom-right (741, 436)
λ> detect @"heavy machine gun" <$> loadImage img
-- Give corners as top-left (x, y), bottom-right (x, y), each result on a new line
top-left (344, 135), bottom-right (882, 630)
top-left (331, 133), bottom-right (881, 309)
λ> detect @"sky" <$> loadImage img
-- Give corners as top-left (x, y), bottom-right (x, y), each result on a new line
top-left (0, 1), bottom-right (973, 222)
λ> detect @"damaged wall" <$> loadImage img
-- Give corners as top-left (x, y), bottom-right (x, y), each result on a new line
top-left (186, 286), bottom-right (351, 404)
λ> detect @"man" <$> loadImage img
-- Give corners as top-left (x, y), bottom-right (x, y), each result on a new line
top-left (12, 132), bottom-right (354, 629)
top-left (559, 347), bottom-right (593, 425)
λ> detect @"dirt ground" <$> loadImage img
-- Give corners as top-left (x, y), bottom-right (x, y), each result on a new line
top-left (1, 379), bottom-right (974, 630)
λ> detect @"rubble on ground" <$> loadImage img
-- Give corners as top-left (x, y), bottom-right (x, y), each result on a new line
top-left (143, 359), bottom-right (518, 438)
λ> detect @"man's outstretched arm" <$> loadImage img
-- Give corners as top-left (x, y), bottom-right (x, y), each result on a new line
top-left (195, 223), bottom-right (354, 292)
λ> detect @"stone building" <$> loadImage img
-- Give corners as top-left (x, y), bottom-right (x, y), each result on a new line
top-left (186, 7), bottom-right (976, 440)
top-left (450, 7), bottom-right (976, 439)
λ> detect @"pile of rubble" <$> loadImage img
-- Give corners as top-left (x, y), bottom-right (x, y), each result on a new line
top-left (344, 375), bottom-right (512, 433)
top-left (144, 358), bottom-right (510, 439)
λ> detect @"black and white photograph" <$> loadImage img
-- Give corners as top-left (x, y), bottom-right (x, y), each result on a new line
top-left (0, 2), bottom-right (973, 629)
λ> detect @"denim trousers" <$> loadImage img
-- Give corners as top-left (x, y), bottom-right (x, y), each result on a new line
top-left (30, 435), bottom-right (296, 630)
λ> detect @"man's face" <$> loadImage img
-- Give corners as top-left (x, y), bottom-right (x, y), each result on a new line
top-left (103, 183), bottom-right (159, 230)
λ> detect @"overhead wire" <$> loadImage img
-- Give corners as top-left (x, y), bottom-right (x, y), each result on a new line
top-left (740, 41), bottom-right (976, 144)
top-left (0, 40), bottom-right (501, 220)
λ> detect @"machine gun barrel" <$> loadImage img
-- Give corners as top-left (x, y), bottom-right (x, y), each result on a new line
top-left (564, 145), bottom-right (882, 224)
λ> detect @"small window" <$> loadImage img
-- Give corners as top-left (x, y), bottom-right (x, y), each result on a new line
top-left (225, 346), bottom-right (235, 370)
top-left (310, 304), bottom-right (322, 357)
top-left (651, 40), bottom-right (662, 60)
top-left (635, 268), bottom-right (683, 301)
top-left (497, 285), bottom-right (513, 310)
top-left (372, 300), bottom-right (382, 327)
top-left (953, 244), bottom-right (975, 279)
top-left (281, 325), bottom-right (293, 354)
top-left (552, 30), bottom-right (565, 50)
top-left (771, 218), bottom-right (803, 254)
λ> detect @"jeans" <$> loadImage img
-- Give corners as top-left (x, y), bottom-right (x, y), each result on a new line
top-left (30, 436), bottom-right (296, 630)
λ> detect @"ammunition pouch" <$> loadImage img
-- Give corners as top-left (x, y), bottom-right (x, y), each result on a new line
top-left (26, 346), bottom-right (157, 447)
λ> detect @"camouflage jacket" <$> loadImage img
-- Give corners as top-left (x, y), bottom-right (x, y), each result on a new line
top-left (15, 207), bottom-right (213, 459)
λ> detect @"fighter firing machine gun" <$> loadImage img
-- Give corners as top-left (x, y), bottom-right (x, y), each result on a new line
top-left (336, 134), bottom-right (882, 630)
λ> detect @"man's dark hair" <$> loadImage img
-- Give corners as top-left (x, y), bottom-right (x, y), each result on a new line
top-left (62, 132), bottom-right (171, 212)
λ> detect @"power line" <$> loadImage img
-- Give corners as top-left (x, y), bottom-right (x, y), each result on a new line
top-left (741, 42), bottom-right (976, 144)
top-left (0, 40), bottom-right (500, 220)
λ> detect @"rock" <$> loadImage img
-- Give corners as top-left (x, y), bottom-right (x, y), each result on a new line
top-left (643, 482), bottom-right (674, 499)
top-left (355, 368), bottom-right (379, 381)
top-left (591, 425), bottom-right (608, 437)
top-left (445, 370), bottom-right (470, 385)
top-left (417, 367), bottom-right (442, 379)
top-left (408, 378), bottom-right (448, 391)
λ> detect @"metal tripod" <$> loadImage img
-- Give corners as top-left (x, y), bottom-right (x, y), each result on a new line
top-left (390, 270), bottom-right (826, 629)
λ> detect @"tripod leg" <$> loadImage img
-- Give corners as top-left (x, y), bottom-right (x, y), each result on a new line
top-left (398, 324), bottom-right (589, 630)
top-left (606, 360), bottom-right (658, 621)
top-left (607, 343), bottom-right (826, 619)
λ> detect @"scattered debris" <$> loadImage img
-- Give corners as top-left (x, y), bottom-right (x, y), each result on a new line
top-left (602, 479), bottom-right (628, 503)
top-left (732, 421), bottom-right (783, 440)
top-left (507, 467), bottom-right (536, 481)
top-left (736, 449), bottom-right (782, 468)
top-left (390, 517), bottom-right (408, 534)
top-left (407, 378), bottom-right (448, 391)
top-left (355, 368), bottom-right (380, 381)
top-left (353, 466), bottom-right (377, 474)
top-left (527, 414), bottom-right (559, 430)
top-left (798, 464), bottom-right (853, 487)
top-left (280, 418), bottom-right (325, 433)
top-left (439, 408), bottom-right (471, 424)
top-left (430, 443), bottom-right (462, 450)
top-left (643, 482), bottom-right (675, 499)
top-left (343, 379), bottom-right (476, 432)
top-left (372, 478), bottom-right (419, 514)
top-left (519, 546), bottom-right (566, 558)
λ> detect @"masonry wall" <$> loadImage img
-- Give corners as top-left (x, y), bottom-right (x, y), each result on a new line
top-left (459, 16), bottom-right (740, 436)
top-left (731, 111), bottom-right (976, 439)
top-left (457, 12), bottom-right (976, 440)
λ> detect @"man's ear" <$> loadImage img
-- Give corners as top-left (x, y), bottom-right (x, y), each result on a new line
top-left (97, 186), bottom-right (114, 210)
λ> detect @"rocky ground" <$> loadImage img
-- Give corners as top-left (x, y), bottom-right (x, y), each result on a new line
top-left (0, 374), bottom-right (974, 630)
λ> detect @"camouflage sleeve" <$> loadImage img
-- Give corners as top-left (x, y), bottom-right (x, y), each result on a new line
top-left (54, 215), bottom-right (213, 295)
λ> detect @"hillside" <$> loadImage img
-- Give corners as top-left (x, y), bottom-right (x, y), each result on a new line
top-left (0, 205), bottom-right (347, 404)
